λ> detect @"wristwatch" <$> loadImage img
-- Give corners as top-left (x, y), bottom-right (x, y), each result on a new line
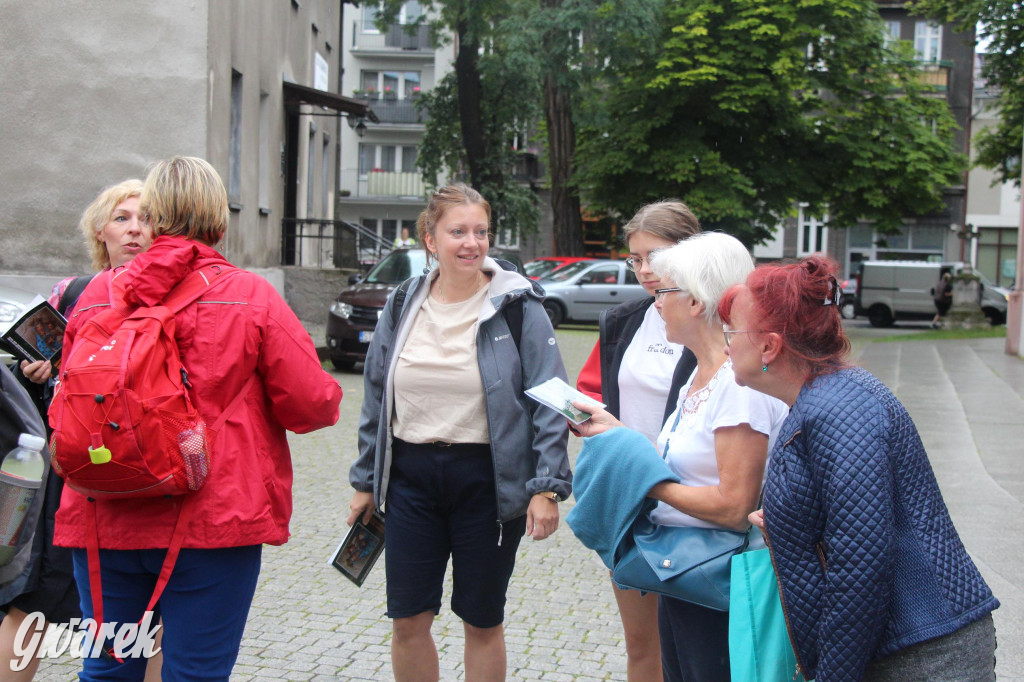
top-left (537, 491), bottom-right (560, 502)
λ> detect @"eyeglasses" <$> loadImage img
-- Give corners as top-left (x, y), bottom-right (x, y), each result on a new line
top-left (722, 324), bottom-right (760, 347)
top-left (624, 249), bottom-right (666, 272)
top-left (654, 287), bottom-right (682, 301)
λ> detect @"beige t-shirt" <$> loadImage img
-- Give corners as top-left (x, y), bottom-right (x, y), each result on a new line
top-left (392, 284), bottom-right (490, 444)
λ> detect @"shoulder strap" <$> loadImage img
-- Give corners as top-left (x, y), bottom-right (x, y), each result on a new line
top-left (390, 277), bottom-right (416, 327)
top-left (58, 274), bottom-right (96, 316)
top-left (505, 298), bottom-right (523, 353)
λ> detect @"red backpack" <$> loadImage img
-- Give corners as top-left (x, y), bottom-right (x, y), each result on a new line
top-left (49, 264), bottom-right (247, 657)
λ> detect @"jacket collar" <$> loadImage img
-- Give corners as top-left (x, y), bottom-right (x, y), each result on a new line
top-left (122, 235), bottom-right (230, 306)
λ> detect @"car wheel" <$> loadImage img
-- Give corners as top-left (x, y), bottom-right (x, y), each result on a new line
top-left (840, 299), bottom-right (856, 319)
top-left (543, 301), bottom-right (565, 328)
top-left (330, 356), bottom-right (357, 372)
top-left (867, 304), bottom-right (894, 328)
top-left (983, 308), bottom-right (1005, 326)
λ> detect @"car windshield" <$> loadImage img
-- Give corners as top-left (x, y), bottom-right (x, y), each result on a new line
top-left (524, 260), bottom-right (560, 278)
top-left (364, 249), bottom-right (430, 284)
top-left (540, 260), bottom-right (595, 283)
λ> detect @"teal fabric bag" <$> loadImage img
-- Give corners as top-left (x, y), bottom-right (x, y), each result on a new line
top-left (728, 548), bottom-right (804, 682)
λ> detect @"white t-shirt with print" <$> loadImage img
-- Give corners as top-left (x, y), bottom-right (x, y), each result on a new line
top-left (651, 359), bottom-right (789, 529)
top-left (617, 304), bottom-right (687, 445)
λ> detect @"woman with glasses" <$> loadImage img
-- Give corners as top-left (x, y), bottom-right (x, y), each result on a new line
top-left (575, 200), bottom-right (699, 681)
top-left (718, 256), bottom-right (998, 681)
top-left (574, 232), bottom-right (788, 682)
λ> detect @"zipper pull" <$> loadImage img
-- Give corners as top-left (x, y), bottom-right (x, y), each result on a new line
top-left (496, 520), bottom-right (503, 547)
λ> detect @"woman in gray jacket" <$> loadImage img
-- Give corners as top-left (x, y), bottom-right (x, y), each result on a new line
top-left (347, 184), bottom-right (572, 682)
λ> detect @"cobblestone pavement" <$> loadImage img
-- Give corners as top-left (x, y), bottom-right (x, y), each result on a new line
top-left (32, 321), bottom-right (1022, 680)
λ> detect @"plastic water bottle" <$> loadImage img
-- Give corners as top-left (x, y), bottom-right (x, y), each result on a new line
top-left (0, 433), bottom-right (46, 566)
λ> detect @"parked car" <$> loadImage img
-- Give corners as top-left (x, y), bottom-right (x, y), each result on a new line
top-left (522, 256), bottom-right (596, 280)
top-left (326, 247), bottom-right (524, 371)
top-left (536, 259), bottom-right (647, 328)
top-left (854, 260), bottom-right (1009, 327)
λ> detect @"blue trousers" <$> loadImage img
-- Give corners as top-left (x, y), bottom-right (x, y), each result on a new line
top-left (72, 545), bottom-right (262, 682)
top-left (658, 595), bottom-right (731, 682)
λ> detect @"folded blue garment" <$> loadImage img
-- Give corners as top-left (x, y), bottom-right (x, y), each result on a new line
top-left (566, 427), bottom-right (679, 568)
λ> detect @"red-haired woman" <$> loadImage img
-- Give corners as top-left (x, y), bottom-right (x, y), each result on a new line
top-left (719, 255), bottom-right (998, 681)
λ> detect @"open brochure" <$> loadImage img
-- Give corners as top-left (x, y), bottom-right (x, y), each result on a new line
top-left (0, 298), bottom-right (67, 370)
top-left (525, 377), bottom-right (606, 425)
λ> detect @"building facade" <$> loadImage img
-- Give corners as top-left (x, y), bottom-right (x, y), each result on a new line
top-left (0, 0), bottom-right (369, 304)
top-left (755, 3), bottom-right (976, 280)
top-left (966, 54), bottom-right (1020, 289)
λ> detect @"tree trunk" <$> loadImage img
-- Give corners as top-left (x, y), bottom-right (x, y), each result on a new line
top-left (454, 13), bottom-right (491, 190)
top-left (545, 76), bottom-right (584, 256)
top-left (542, 0), bottom-right (584, 256)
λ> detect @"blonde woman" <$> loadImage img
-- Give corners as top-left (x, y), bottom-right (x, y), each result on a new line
top-left (348, 184), bottom-right (572, 682)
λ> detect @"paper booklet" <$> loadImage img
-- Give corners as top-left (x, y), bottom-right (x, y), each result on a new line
top-left (525, 377), bottom-right (606, 424)
top-left (0, 298), bottom-right (67, 370)
top-left (329, 511), bottom-right (385, 587)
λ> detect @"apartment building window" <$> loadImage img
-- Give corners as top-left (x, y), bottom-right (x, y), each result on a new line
top-left (401, 146), bottom-right (418, 173)
top-left (380, 146), bottom-right (397, 172)
top-left (362, 4), bottom-right (380, 32)
top-left (404, 72), bottom-right (421, 98)
top-left (228, 70), bottom-right (243, 203)
top-left (358, 143), bottom-right (374, 175)
top-left (361, 70), bottom-right (421, 99)
top-left (359, 145), bottom-right (419, 176)
top-left (401, 2), bottom-right (423, 23)
top-left (882, 21), bottom-right (901, 50)
top-left (797, 204), bottom-right (828, 256)
top-left (382, 219), bottom-right (398, 244)
top-left (915, 22), bottom-right (942, 62)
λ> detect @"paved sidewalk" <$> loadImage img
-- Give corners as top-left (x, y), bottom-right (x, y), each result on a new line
top-left (856, 337), bottom-right (1024, 681)
top-left (31, 330), bottom-right (1023, 680)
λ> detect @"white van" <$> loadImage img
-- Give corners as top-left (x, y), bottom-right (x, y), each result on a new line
top-left (854, 260), bottom-right (1009, 327)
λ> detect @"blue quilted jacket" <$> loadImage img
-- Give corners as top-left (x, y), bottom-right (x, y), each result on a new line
top-left (763, 367), bottom-right (997, 682)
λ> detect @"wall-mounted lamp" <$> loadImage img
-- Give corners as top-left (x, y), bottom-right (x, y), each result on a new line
top-left (347, 115), bottom-right (367, 138)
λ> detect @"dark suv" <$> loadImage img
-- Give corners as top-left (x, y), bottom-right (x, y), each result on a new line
top-left (326, 248), bottom-right (429, 371)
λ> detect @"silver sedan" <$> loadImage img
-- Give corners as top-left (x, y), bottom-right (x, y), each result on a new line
top-left (537, 259), bottom-right (648, 327)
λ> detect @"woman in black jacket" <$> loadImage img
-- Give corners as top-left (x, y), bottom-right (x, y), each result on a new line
top-left (575, 200), bottom-right (699, 682)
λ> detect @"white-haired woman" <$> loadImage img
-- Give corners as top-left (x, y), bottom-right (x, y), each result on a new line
top-left (573, 232), bottom-right (788, 681)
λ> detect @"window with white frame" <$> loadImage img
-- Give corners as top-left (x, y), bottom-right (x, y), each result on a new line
top-left (358, 144), bottom-right (419, 176)
top-left (914, 22), bottom-right (941, 62)
top-left (360, 70), bottom-right (421, 99)
top-left (362, 2), bottom-right (421, 31)
top-left (362, 4), bottom-right (380, 32)
top-left (797, 204), bottom-right (828, 256)
top-left (882, 21), bottom-right (901, 50)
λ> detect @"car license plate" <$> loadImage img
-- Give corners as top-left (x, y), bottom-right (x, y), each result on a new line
top-left (359, 331), bottom-right (374, 344)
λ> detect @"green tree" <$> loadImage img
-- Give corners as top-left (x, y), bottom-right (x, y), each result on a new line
top-left (910, 0), bottom-right (1024, 184)
top-left (575, 0), bottom-right (966, 243)
top-left (525, 0), bottom-right (662, 255)
top-left (379, 0), bottom-right (542, 240)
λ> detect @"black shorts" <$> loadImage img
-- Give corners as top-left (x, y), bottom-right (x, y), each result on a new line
top-left (384, 439), bottom-right (526, 629)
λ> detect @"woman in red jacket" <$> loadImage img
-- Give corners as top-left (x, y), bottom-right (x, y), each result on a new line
top-left (53, 156), bottom-right (342, 681)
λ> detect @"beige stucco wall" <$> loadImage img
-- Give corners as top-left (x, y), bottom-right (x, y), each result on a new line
top-left (0, 1), bottom-right (208, 277)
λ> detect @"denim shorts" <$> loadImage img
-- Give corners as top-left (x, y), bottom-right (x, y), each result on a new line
top-left (384, 439), bottom-right (526, 629)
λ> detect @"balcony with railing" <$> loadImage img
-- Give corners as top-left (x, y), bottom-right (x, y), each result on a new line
top-left (353, 97), bottom-right (427, 125)
top-left (338, 169), bottom-right (428, 202)
top-left (281, 218), bottom-right (392, 269)
top-left (917, 60), bottom-right (953, 91)
top-left (352, 23), bottom-right (434, 55)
